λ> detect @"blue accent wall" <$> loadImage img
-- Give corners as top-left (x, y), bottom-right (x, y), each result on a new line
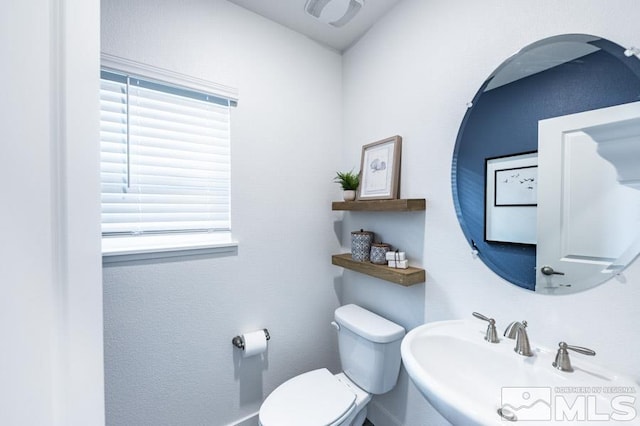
top-left (453, 40), bottom-right (640, 290)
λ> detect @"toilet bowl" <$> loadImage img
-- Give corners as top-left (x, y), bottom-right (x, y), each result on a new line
top-left (258, 304), bottom-right (405, 426)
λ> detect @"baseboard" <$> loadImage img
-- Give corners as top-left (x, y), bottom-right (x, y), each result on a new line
top-left (226, 411), bottom-right (259, 426)
top-left (367, 399), bottom-right (403, 426)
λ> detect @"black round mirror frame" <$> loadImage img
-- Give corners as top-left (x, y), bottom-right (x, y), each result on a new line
top-left (452, 34), bottom-right (640, 293)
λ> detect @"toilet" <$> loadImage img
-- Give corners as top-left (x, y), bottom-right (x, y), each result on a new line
top-left (258, 304), bottom-right (405, 426)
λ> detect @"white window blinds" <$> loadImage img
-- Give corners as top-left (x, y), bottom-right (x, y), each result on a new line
top-left (100, 70), bottom-right (232, 236)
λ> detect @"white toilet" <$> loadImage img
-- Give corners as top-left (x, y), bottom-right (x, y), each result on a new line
top-left (258, 304), bottom-right (405, 426)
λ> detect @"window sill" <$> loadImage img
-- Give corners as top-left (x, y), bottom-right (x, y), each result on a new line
top-left (102, 232), bottom-right (238, 264)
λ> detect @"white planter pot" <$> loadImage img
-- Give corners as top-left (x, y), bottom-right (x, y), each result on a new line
top-left (343, 190), bottom-right (356, 201)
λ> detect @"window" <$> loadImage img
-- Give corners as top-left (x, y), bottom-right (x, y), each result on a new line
top-left (99, 57), bottom-right (238, 258)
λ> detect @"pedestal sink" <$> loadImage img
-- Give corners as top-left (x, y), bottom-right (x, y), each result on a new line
top-left (401, 320), bottom-right (639, 425)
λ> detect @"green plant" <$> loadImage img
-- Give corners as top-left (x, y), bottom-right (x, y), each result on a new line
top-left (334, 170), bottom-right (360, 190)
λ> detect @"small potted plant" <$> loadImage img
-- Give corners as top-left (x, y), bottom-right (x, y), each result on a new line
top-left (334, 170), bottom-right (360, 201)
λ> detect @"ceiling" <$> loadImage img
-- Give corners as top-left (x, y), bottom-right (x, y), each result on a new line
top-left (226, 0), bottom-right (404, 52)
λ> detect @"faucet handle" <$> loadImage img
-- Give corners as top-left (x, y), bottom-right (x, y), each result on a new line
top-left (565, 343), bottom-right (596, 356)
top-left (472, 312), bottom-right (491, 322)
top-left (472, 312), bottom-right (499, 343)
top-left (552, 341), bottom-right (596, 372)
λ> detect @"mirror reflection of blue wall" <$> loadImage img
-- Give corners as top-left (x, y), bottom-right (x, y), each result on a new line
top-left (452, 35), bottom-right (640, 290)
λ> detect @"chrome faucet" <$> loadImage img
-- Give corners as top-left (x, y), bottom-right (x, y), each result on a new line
top-left (504, 321), bottom-right (533, 357)
top-left (552, 342), bottom-right (596, 372)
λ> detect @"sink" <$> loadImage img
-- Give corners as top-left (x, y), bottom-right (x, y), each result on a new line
top-left (401, 320), bottom-right (639, 425)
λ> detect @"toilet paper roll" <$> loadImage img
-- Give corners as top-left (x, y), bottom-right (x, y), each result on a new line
top-left (242, 330), bottom-right (268, 358)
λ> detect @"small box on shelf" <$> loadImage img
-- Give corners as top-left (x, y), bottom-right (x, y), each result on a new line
top-left (385, 251), bottom-right (406, 261)
top-left (388, 259), bottom-right (409, 269)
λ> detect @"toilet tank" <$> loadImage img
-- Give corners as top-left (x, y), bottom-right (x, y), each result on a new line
top-left (334, 304), bottom-right (405, 394)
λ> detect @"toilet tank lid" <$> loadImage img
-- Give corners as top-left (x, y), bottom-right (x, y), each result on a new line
top-left (334, 304), bottom-right (405, 343)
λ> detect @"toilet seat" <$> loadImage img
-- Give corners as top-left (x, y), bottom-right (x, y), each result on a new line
top-left (259, 368), bottom-right (356, 426)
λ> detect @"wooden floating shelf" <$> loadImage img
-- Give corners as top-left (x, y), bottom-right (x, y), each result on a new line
top-left (332, 253), bottom-right (426, 286)
top-left (332, 198), bottom-right (426, 212)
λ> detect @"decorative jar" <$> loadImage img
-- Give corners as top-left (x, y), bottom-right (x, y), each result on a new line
top-left (351, 229), bottom-right (374, 262)
top-left (370, 243), bottom-right (391, 265)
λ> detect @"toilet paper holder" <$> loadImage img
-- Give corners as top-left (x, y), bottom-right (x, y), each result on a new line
top-left (232, 328), bottom-right (270, 350)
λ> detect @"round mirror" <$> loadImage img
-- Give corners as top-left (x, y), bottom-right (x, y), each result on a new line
top-left (452, 34), bottom-right (640, 294)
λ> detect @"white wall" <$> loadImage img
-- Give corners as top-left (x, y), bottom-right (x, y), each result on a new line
top-left (100, 1), bottom-right (640, 425)
top-left (342, 1), bottom-right (640, 424)
top-left (1, 0), bottom-right (104, 425)
top-left (101, 1), bottom-right (343, 424)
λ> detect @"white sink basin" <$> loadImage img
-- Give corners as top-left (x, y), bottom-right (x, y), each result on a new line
top-left (401, 320), bottom-right (639, 425)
